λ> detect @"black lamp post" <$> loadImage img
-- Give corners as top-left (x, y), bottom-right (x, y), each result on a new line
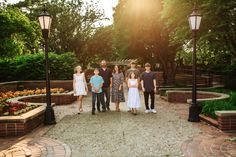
top-left (188, 7), bottom-right (202, 122)
top-left (38, 8), bottom-right (56, 124)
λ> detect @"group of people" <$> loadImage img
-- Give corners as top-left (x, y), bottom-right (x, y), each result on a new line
top-left (73, 60), bottom-right (157, 115)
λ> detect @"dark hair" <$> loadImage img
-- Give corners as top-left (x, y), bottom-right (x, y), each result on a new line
top-left (145, 63), bottom-right (151, 67)
top-left (113, 65), bottom-right (122, 73)
top-left (129, 72), bottom-right (137, 79)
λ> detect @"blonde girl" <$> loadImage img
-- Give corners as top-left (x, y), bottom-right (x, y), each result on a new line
top-left (73, 66), bottom-right (88, 114)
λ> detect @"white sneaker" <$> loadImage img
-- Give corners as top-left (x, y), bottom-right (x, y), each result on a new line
top-left (151, 109), bottom-right (157, 113)
top-left (145, 110), bottom-right (150, 113)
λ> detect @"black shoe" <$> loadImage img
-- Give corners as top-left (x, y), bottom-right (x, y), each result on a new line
top-left (97, 108), bottom-right (101, 112)
top-left (107, 107), bottom-right (110, 111)
top-left (102, 108), bottom-right (106, 112)
top-left (92, 111), bottom-right (95, 115)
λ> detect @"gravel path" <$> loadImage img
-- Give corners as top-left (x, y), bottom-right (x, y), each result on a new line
top-left (45, 89), bottom-right (200, 157)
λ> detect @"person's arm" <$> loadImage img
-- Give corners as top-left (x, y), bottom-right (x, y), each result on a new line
top-left (110, 70), bottom-right (112, 88)
top-left (128, 80), bottom-right (132, 88)
top-left (153, 73), bottom-right (157, 93)
top-left (98, 78), bottom-right (104, 92)
top-left (73, 74), bottom-right (76, 93)
top-left (119, 73), bottom-right (124, 90)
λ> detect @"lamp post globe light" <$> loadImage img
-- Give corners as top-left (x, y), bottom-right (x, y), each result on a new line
top-left (188, 7), bottom-right (202, 122)
top-left (38, 8), bottom-right (56, 124)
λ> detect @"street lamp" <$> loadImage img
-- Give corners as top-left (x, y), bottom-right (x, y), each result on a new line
top-left (188, 6), bottom-right (202, 122)
top-left (38, 7), bottom-right (56, 124)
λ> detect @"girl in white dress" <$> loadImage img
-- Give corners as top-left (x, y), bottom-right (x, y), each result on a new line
top-left (73, 66), bottom-right (88, 114)
top-left (127, 72), bottom-right (141, 115)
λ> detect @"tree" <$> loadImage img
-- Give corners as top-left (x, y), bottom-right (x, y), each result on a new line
top-left (13, 0), bottom-right (105, 67)
top-left (162, 0), bottom-right (236, 67)
top-left (87, 25), bottom-right (117, 64)
top-left (113, 0), bottom-right (179, 84)
top-left (0, 7), bottom-right (41, 58)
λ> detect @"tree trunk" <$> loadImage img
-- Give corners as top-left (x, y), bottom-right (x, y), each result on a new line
top-left (158, 55), bottom-right (176, 85)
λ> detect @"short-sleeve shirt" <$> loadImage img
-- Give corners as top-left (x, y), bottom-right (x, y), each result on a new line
top-left (90, 75), bottom-right (104, 93)
top-left (125, 68), bottom-right (140, 79)
top-left (140, 71), bottom-right (156, 92)
top-left (99, 68), bottom-right (112, 88)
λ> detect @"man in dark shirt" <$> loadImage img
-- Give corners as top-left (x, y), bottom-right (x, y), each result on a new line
top-left (99, 60), bottom-right (112, 111)
top-left (140, 63), bottom-right (157, 113)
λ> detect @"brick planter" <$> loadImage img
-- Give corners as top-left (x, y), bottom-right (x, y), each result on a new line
top-left (215, 111), bottom-right (236, 132)
top-left (166, 91), bottom-right (229, 103)
top-left (17, 93), bottom-right (76, 106)
top-left (0, 106), bottom-right (45, 137)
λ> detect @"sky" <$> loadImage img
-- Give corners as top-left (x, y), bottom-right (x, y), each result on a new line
top-left (6, 0), bottom-right (119, 26)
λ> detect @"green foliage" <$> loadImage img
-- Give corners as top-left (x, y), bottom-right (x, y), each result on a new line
top-left (201, 89), bottom-right (236, 119)
top-left (113, 0), bottom-right (178, 84)
top-left (0, 52), bottom-right (79, 81)
top-left (163, 0), bottom-right (236, 69)
top-left (0, 7), bottom-right (41, 57)
top-left (201, 100), bottom-right (236, 119)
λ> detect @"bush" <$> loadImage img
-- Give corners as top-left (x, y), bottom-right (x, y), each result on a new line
top-left (201, 92), bottom-right (236, 119)
top-left (0, 52), bottom-right (79, 81)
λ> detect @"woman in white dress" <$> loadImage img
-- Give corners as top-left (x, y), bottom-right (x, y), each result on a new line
top-left (127, 72), bottom-right (141, 115)
top-left (73, 66), bottom-right (88, 114)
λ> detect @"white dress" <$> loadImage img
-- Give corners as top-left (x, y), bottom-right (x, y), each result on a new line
top-left (74, 73), bottom-right (87, 96)
top-left (127, 79), bottom-right (141, 108)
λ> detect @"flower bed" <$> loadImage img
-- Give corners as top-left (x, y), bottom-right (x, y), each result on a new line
top-left (0, 88), bottom-right (65, 101)
top-left (0, 102), bottom-right (39, 116)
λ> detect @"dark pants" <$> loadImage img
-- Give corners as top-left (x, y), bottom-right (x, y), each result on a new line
top-left (92, 92), bottom-right (101, 111)
top-left (144, 91), bottom-right (155, 110)
top-left (98, 87), bottom-right (110, 109)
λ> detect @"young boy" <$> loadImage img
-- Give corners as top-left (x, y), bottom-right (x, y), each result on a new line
top-left (140, 63), bottom-right (157, 113)
top-left (90, 68), bottom-right (104, 115)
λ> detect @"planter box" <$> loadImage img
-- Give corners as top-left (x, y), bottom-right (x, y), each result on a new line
top-left (0, 106), bottom-right (45, 137)
top-left (215, 111), bottom-right (236, 132)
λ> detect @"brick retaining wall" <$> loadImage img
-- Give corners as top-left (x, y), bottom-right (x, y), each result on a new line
top-left (18, 94), bottom-right (76, 105)
top-left (0, 80), bottom-right (73, 92)
top-left (0, 106), bottom-right (45, 137)
top-left (216, 111), bottom-right (236, 132)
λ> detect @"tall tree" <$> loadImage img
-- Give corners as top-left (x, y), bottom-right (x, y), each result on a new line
top-left (162, 0), bottom-right (236, 67)
top-left (113, 0), bottom-right (179, 84)
top-left (0, 7), bottom-right (41, 58)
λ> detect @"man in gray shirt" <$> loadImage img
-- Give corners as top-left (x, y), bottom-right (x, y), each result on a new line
top-left (125, 61), bottom-right (140, 81)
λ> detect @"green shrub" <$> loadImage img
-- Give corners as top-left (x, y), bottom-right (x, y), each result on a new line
top-left (201, 92), bottom-right (236, 119)
top-left (0, 52), bottom-right (79, 81)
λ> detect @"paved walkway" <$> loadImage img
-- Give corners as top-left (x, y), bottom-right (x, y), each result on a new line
top-left (0, 90), bottom-right (236, 157)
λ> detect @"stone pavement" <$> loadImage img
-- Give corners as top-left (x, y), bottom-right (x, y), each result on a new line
top-left (0, 90), bottom-right (236, 157)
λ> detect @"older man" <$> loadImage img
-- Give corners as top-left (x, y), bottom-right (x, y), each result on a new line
top-left (98, 60), bottom-right (112, 111)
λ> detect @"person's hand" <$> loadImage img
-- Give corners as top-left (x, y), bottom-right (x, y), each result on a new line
top-left (142, 88), bottom-right (145, 92)
top-left (154, 88), bottom-right (157, 93)
top-left (110, 84), bottom-right (112, 88)
top-left (86, 88), bottom-right (88, 93)
top-left (119, 86), bottom-right (122, 91)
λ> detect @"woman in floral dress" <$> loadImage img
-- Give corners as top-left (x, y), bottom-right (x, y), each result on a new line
top-left (111, 65), bottom-right (125, 111)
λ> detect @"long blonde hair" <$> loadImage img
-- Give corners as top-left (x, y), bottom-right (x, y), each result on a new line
top-left (74, 66), bottom-right (82, 73)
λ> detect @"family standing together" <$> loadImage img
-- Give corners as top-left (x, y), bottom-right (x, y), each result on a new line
top-left (73, 60), bottom-right (157, 115)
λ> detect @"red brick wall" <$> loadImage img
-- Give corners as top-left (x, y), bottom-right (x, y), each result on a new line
top-left (19, 94), bottom-right (76, 105)
top-left (0, 112), bottom-right (44, 137)
top-left (0, 80), bottom-right (73, 92)
top-left (218, 116), bottom-right (236, 132)
top-left (167, 92), bottom-right (218, 103)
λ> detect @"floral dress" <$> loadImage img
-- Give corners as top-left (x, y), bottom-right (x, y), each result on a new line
top-left (111, 73), bottom-right (125, 103)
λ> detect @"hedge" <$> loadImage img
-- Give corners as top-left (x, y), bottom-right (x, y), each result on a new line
top-left (0, 52), bottom-right (79, 81)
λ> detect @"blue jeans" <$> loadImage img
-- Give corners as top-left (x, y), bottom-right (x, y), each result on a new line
top-left (92, 92), bottom-right (102, 111)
